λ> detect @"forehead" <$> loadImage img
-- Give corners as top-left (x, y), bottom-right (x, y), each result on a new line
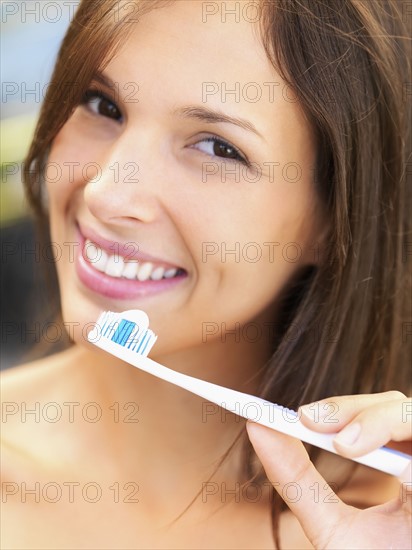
top-left (103, 0), bottom-right (314, 163)
top-left (109, 1), bottom-right (276, 100)
top-left (127, 0), bottom-right (272, 79)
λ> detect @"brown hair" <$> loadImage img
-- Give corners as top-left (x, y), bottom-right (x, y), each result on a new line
top-left (23, 0), bottom-right (411, 546)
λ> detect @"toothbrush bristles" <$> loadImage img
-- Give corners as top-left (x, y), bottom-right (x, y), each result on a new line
top-left (91, 311), bottom-right (157, 357)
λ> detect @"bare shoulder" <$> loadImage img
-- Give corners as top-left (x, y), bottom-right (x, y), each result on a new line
top-left (0, 346), bottom-right (84, 415)
top-left (0, 347), bottom-right (85, 478)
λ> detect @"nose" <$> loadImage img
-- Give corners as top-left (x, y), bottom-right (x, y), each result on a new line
top-left (83, 135), bottom-right (163, 226)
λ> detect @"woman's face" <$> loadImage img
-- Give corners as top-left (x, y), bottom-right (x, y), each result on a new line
top-left (46, 1), bottom-right (325, 356)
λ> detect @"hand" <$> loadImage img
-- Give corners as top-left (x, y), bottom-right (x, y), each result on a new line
top-left (246, 391), bottom-right (412, 549)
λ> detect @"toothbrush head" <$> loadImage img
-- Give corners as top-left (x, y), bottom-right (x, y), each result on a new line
top-left (88, 310), bottom-right (158, 357)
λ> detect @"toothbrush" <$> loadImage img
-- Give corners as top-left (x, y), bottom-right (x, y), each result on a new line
top-left (88, 309), bottom-right (411, 477)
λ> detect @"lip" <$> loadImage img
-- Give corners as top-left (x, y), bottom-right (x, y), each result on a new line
top-left (74, 224), bottom-right (188, 300)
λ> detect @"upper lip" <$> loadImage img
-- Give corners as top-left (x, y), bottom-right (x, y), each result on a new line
top-left (77, 221), bottom-right (185, 270)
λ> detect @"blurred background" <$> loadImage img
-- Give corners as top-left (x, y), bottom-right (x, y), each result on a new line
top-left (1, 1), bottom-right (80, 369)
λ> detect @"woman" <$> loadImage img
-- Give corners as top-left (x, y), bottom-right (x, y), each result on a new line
top-left (1, 0), bottom-right (411, 548)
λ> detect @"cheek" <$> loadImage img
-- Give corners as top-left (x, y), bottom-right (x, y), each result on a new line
top-left (225, 181), bottom-right (313, 272)
top-left (195, 181), bottom-right (319, 266)
top-left (185, 181), bottom-right (320, 321)
top-left (45, 118), bottom-right (104, 213)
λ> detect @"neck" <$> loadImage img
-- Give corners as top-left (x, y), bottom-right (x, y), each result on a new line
top-left (64, 332), bottom-right (272, 513)
top-left (73, 330), bottom-right (269, 454)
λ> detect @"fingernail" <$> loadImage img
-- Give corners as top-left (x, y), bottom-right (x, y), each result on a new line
top-left (334, 422), bottom-right (361, 447)
top-left (246, 420), bottom-right (265, 433)
top-left (246, 421), bottom-right (268, 441)
top-left (300, 403), bottom-right (330, 422)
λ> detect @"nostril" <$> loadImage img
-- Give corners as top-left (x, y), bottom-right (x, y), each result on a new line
top-left (84, 182), bottom-right (159, 225)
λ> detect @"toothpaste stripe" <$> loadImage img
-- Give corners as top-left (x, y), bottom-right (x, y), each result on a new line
top-left (113, 319), bottom-right (135, 345)
top-left (121, 321), bottom-right (135, 345)
top-left (112, 320), bottom-right (125, 343)
top-left (96, 311), bottom-right (157, 356)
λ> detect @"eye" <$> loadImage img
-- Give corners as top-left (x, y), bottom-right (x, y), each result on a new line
top-left (81, 89), bottom-right (123, 122)
top-left (192, 136), bottom-right (249, 166)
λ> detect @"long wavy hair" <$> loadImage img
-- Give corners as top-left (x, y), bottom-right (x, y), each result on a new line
top-left (23, 1), bottom-right (411, 546)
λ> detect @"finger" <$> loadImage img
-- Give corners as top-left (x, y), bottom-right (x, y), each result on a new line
top-left (298, 391), bottom-right (408, 433)
top-left (246, 421), bottom-right (349, 547)
top-left (331, 399), bottom-right (412, 459)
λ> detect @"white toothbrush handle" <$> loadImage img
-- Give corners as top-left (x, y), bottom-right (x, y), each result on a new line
top-left (93, 337), bottom-right (411, 477)
top-left (169, 371), bottom-right (410, 477)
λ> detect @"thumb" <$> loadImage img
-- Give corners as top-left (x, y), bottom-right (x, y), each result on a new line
top-left (246, 421), bottom-right (348, 547)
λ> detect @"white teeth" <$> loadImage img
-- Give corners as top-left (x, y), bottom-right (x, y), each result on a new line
top-left (164, 268), bottom-right (178, 279)
top-left (137, 262), bottom-right (153, 282)
top-left (105, 254), bottom-right (125, 277)
top-left (84, 241), bottom-right (99, 263)
top-left (122, 261), bottom-right (139, 280)
top-left (83, 240), bottom-right (181, 280)
top-left (150, 266), bottom-right (165, 281)
top-left (92, 246), bottom-right (109, 273)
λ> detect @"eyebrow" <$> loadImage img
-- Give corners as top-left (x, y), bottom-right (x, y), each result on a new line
top-left (173, 106), bottom-right (263, 138)
top-left (91, 71), bottom-right (116, 90)
top-left (92, 71), bottom-right (263, 139)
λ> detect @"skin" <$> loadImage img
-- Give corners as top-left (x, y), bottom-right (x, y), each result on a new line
top-left (1, 2), bottom-right (410, 548)
top-left (248, 392), bottom-right (412, 549)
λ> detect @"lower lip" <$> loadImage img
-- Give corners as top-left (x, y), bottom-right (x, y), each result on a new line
top-left (74, 228), bottom-right (187, 300)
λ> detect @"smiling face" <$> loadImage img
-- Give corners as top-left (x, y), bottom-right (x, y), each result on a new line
top-left (46, 0), bottom-right (325, 358)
